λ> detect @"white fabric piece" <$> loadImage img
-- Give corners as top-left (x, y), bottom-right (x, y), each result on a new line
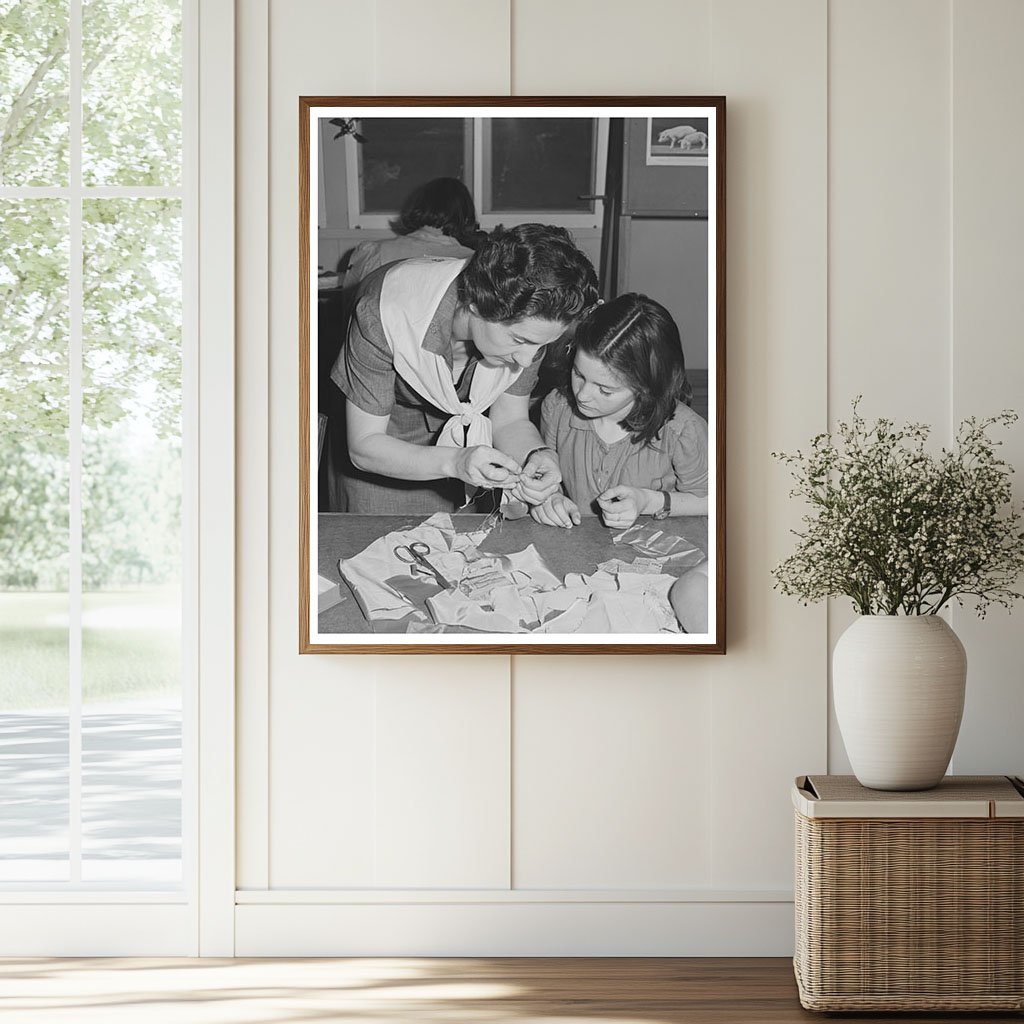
top-left (338, 513), bottom-right (489, 623)
top-left (378, 257), bottom-right (522, 450)
top-left (425, 545), bottom-right (563, 632)
top-left (550, 569), bottom-right (680, 633)
top-left (338, 512), bottom-right (684, 635)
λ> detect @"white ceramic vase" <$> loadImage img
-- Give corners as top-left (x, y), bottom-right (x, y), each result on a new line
top-left (833, 615), bottom-right (967, 791)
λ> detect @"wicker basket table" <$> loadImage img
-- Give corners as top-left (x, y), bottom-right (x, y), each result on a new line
top-left (793, 774), bottom-right (1024, 1012)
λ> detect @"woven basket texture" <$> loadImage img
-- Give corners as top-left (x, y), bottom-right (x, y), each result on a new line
top-left (794, 810), bottom-right (1024, 1011)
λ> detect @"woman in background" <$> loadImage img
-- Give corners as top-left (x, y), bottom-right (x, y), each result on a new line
top-left (345, 177), bottom-right (481, 286)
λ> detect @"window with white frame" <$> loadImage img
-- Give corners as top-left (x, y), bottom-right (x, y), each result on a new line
top-left (0, 0), bottom-right (193, 889)
top-left (345, 117), bottom-right (608, 231)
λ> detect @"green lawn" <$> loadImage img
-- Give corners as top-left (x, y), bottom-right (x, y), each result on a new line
top-left (0, 589), bottom-right (181, 710)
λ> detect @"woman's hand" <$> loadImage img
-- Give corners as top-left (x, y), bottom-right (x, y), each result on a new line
top-left (529, 493), bottom-right (581, 529)
top-left (450, 446), bottom-right (522, 488)
top-left (596, 485), bottom-right (647, 529)
top-left (511, 449), bottom-right (562, 505)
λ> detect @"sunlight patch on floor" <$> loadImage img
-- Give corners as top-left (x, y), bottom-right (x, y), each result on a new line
top-left (0, 958), bottom-right (676, 1024)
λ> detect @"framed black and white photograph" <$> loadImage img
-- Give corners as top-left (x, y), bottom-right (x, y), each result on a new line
top-left (646, 116), bottom-right (710, 166)
top-left (300, 97), bottom-right (725, 653)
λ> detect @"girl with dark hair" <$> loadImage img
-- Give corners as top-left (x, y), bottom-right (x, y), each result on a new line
top-left (346, 178), bottom-right (479, 285)
top-left (532, 292), bottom-right (708, 529)
top-left (332, 223), bottom-right (599, 514)
top-left (532, 292), bottom-right (710, 632)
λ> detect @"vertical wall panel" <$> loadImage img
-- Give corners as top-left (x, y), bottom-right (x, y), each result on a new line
top-left (513, 661), bottom-right (713, 889)
top-left (949, 0), bottom-right (1024, 777)
top-left (375, 662), bottom-right (511, 888)
top-left (511, 0), bottom-right (721, 893)
top-left (375, 0), bottom-right (510, 94)
top-left (827, 0), bottom-right (951, 772)
top-left (270, 674), bottom-right (378, 886)
top-left (236, 0), bottom-right (270, 890)
top-left (829, 0), bottom-right (950, 423)
top-left (708, 0), bottom-right (828, 888)
top-left (513, 0), bottom-right (711, 94)
top-left (266, 0), bottom-right (380, 887)
top-left (266, 0), bottom-right (514, 889)
top-left (361, 0), bottom-right (515, 891)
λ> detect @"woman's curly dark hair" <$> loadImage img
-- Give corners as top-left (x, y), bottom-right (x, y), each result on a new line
top-left (457, 223), bottom-right (599, 325)
top-left (564, 293), bottom-right (693, 448)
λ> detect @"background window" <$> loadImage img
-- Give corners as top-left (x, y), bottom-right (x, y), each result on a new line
top-left (355, 117), bottom-right (470, 215)
top-left (343, 117), bottom-right (607, 231)
top-left (484, 118), bottom-right (596, 214)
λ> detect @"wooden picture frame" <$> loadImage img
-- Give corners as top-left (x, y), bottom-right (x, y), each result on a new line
top-left (300, 97), bottom-right (726, 653)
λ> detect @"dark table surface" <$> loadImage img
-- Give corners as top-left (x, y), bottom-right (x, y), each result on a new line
top-left (318, 513), bottom-right (708, 634)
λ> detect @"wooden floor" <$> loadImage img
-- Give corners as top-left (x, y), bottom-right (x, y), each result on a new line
top-left (0, 957), bottom-right (1019, 1023)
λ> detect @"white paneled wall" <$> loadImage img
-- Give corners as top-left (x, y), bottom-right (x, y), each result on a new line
top-left (948, 0), bottom-right (1024, 777)
top-left (512, 660), bottom-right (713, 889)
top-left (373, 661), bottom-right (511, 889)
top-left (235, 0), bottom-right (1024, 954)
top-left (706, 0), bottom-right (828, 889)
top-left (511, 0), bottom-right (712, 95)
top-left (827, 0), bottom-right (1024, 780)
top-left (236, 0), bottom-right (272, 897)
top-left (826, 0), bottom-right (953, 772)
top-left (829, 0), bottom-right (951, 429)
top-left (375, 0), bottom-right (510, 95)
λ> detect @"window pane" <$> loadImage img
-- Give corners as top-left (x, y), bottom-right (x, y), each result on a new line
top-left (0, 0), bottom-right (70, 186)
top-left (81, 693), bottom-right (181, 882)
top-left (81, 198), bottom-right (181, 883)
top-left (0, 199), bottom-right (70, 880)
top-left (0, 704), bottom-right (69, 880)
top-left (82, 0), bottom-right (181, 186)
top-left (487, 118), bottom-right (595, 213)
top-left (357, 117), bottom-right (467, 214)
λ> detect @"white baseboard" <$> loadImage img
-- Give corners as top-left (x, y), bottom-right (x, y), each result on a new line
top-left (0, 904), bottom-right (196, 956)
top-left (235, 899), bottom-right (795, 957)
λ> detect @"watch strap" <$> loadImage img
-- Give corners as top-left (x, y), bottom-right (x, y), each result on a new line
top-left (653, 490), bottom-right (671, 520)
top-left (523, 446), bottom-right (555, 465)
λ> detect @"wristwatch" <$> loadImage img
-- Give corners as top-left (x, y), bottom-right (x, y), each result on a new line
top-left (523, 446), bottom-right (555, 466)
top-left (653, 490), bottom-right (672, 520)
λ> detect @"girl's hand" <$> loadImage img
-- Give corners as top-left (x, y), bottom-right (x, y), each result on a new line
top-left (597, 485), bottom-right (645, 529)
top-left (529, 494), bottom-right (581, 529)
top-left (513, 449), bottom-right (562, 505)
top-left (451, 446), bottom-right (522, 488)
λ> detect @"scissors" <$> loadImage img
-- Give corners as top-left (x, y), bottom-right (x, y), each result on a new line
top-left (393, 541), bottom-right (452, 590)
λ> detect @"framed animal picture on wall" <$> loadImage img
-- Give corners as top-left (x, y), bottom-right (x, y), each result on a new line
top-left (646, 116), bottom-right (710, 167)
top-left (299, 96), bottom-right (726, 654)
